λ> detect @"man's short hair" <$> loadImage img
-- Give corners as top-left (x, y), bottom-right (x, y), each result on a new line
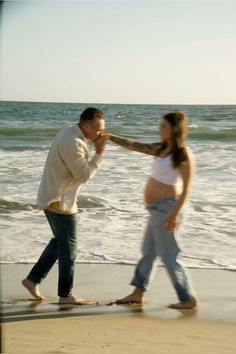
top-left (80, 107), bottom-right (104, 123)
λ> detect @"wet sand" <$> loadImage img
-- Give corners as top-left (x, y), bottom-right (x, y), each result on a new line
top-left (1, 263), bottom-right (236, 353)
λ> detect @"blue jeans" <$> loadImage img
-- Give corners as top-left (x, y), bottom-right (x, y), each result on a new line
top-left (27, 210), bottom-right (77, 297)
top-left (131, 197), bottom-right (195, 302)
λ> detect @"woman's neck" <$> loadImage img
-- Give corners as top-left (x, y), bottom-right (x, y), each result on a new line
top-left (163, 141), bottom-right (172, 151)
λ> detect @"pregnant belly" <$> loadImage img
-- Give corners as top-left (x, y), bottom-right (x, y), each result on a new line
top-left (144, 177), bottom-right (181, 204)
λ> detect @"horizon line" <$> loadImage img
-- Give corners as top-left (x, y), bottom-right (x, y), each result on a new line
top-left (1, 99), bottom-right (235, 106)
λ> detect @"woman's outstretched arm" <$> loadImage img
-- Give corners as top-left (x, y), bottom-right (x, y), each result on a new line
top-left (106, 132), bottom-right (161, 156)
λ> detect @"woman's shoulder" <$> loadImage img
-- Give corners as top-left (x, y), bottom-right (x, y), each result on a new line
top-left (185, 145), bottom-right (194, 155)
top-left (184, 145), bottom-right (195, 166)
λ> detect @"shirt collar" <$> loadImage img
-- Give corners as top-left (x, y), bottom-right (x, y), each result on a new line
top-left (74, 124), bottom-right (87, 142)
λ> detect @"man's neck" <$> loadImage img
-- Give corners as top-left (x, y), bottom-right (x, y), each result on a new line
top-left (78, 123), bottom-right (88, 140)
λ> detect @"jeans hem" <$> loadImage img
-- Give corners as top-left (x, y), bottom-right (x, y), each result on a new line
top-left (58, 291), bottom-right (72, 297)
top-left (130, 280), bottom-right (147, 292)
top-left (27, 274), bottom-right (41, 284)
top-left (178, 293), bottom-right (194, 302)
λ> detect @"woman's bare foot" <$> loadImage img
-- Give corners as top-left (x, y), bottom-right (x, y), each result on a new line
top-left (168, 297), bottom-right (197, 309)
top-left (116, 288), bottom-right (144, 304)
top-left (22, 278), bottom-right (45, 300)
top-left (59, 294), bottom-right (87, 305)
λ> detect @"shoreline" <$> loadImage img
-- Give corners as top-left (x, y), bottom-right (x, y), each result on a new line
top-left (1, 261), bottom-right (236, 272)
top-left (1, 263), bottom-right (236, 353)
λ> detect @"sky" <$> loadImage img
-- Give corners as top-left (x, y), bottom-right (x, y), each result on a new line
top-left (0, 0), bottom-right (236, 104)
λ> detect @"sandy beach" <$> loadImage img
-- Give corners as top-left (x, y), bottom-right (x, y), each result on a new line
top-left (1, 263), bottom-right (236, 353)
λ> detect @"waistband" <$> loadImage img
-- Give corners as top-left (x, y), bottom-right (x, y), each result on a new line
top-left (146, 197), bottom-right (177, 210)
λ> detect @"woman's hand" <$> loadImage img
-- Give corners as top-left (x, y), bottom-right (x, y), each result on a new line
top-left (164, 212), bottom-right (179, 232)
top-left (101, 131), bottom-right (111, 139)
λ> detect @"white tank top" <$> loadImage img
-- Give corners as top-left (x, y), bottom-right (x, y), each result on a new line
top-left (150, 155), bottom-right (181, 185)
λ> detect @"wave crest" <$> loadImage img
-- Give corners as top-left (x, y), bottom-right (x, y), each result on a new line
top-left (0, 195), bottom-right (108, 212)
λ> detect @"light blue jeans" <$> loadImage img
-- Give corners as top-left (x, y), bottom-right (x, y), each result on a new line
top-left (131, 197), bottom-right (195, 302)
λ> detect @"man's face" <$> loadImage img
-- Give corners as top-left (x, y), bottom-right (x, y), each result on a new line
top-left (85, 116), bottom-right (105, 142)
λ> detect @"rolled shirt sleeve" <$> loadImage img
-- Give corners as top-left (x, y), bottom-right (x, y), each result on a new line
top-left (60, 137), bottom-right (103, 184)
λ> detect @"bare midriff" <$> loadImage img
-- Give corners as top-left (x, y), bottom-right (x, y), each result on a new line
top-left (144, 177), bottom-right (181, 204)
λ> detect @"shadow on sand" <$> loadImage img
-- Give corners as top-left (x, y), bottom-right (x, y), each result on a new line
top-left (1, 298), bottom-right (197, 323)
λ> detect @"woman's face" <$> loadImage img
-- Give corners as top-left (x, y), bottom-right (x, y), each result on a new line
top-left (159, 118), bottom-right (173, 143)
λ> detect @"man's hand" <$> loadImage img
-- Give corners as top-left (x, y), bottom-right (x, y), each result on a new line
top-left (94, 134), bottom-right (108, 154)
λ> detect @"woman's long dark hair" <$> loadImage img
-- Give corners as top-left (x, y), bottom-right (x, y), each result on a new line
top-left (157, 111), bottom-right (188, 168)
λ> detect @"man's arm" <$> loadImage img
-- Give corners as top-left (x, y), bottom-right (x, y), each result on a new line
top-left (107, 132), bottom-right (161, 156)
top-left (61, 138), bottom-right (103, 184)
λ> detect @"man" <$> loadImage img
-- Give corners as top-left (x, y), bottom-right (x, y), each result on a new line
top-left (22, 107), bottom-right (106, 304)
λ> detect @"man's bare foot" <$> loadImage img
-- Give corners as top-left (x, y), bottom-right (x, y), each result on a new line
top-left (116, 288), bottom-right (144, 304)
top-left (168, 297), bottom-right (197, 309)
top-left (59, 294), bottom-right (87, 305)
top-left (22, 278), bottom-right (45, 300)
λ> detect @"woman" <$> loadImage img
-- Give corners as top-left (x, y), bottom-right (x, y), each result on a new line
top-left (106, 111), bottom-right (197, 309)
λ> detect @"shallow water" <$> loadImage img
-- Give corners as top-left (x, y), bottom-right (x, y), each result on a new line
top-left (1, 101), bottom-right (236, 270)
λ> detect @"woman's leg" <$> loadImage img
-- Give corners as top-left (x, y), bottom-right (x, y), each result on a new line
top-left (161, 233), bottom-right (195, 302)
top-left (153, 203), bottom-right (196, 307)
top-left (117, 216), bottom-right (157, 304)
top-left (131, 216), bottom-right (157, 290)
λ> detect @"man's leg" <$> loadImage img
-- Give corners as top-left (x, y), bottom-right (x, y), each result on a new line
top-left (54, 212), bottom-right (77, 297)
top-left (22, 211), bottom-right (59, 299)
top-left (44, 211), bottom-right (86, 304)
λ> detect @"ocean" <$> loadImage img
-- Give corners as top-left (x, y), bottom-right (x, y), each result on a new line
top-left (0, 101), bottom-right (236, 270)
